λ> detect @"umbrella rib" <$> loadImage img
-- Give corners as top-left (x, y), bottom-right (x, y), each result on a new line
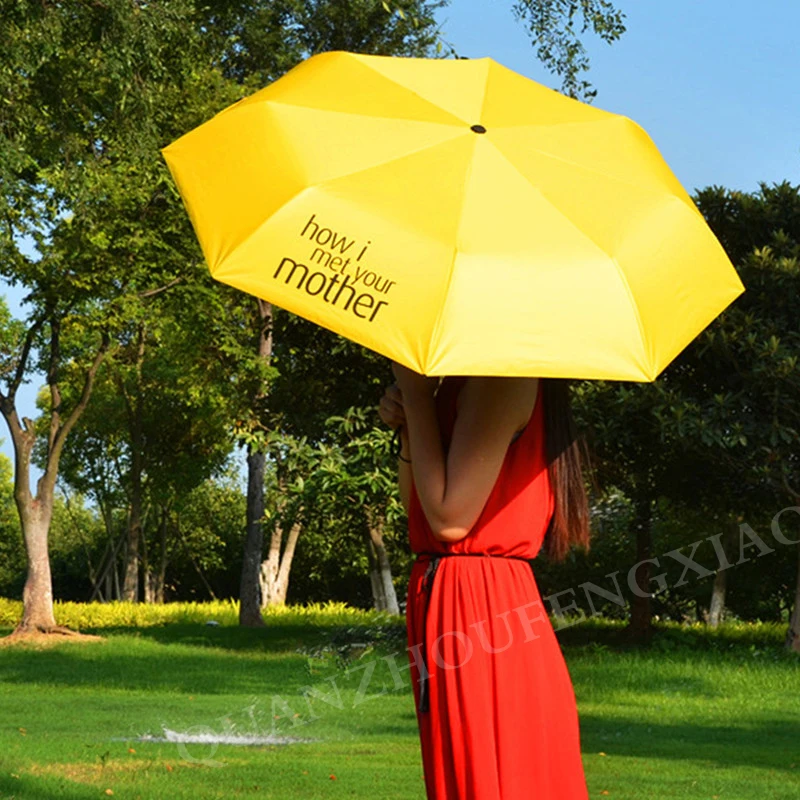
top-left (263, 55), bottom-right (471, 128)
top-left (426, 141), bottom-right (480, 373)
top-left (477, 59), bottom-right (493, 124)
top-left (606, 254), bottom-right (653, 380)
top-left (486, 140), bottom-right (653, 375)
top-left (493, 118), bottom-right (698, 215)
top-left (424, 62), bottom-right (492, 372)
top-left (263, 97), bottom-right (466, 130)
top-left (426, 59), bottom-right (491, 372)
top-left (260, 99), bottom-right (470, 188)
top-left (355, 55), bottom-right (476, 127)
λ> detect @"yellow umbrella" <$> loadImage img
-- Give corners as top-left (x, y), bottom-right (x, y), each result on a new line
top-left (162, 50), bottom-right (744, 381)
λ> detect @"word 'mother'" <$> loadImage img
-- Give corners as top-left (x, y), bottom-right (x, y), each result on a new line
top-left (273, 257), bottom-right (388, 322)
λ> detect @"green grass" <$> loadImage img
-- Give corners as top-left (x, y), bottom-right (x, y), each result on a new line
top-left (0, 611), bottom-right (799, 799)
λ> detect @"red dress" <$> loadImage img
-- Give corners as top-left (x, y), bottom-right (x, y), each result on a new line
top-left (406, 376), bottom-right (589, 799)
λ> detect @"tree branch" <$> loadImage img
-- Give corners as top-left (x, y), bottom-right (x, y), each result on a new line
top-left (47, 318), bottom-right (62, 454)
top-left (7, 317), bottom-right (44, 403)
top-left (782, 470), bottom-right (800, 501)
top-left (138, 275), bottom-right (183, 299)
top-left (41, 332), bottom-right (110, 494)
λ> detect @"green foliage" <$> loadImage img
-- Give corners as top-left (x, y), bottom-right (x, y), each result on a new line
top-left (168, 469), bottom-right (248, 599)
top-left (47, 489), bottom-right (107, 601)
top-left (0, 298), bottom-right (27, 386)
top-left (311, 407), bottom-right (403, 525)
top-left (555, 181), bottom-right (800, 632)
top-left (664, 182), bottom-right (800, 508)
top-left (511, 0), bottom-right (627, 100)
top-left (264, 408), bottom-right (411, 608)
top-left (0, 448), bottom-right (24, 596)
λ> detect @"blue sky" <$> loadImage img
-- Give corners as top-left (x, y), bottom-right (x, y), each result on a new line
top-left (2, 0), bottom-right (798, 485)
top-left (439, 0), bottom-right (799, 194)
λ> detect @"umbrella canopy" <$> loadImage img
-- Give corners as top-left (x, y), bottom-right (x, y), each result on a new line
top-left (162, 50), bottom-right (744, 381)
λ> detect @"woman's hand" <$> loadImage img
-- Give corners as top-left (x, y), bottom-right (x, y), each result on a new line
top-left (391, 362), bottom-right (438, 401)
top-left (378, 383), bottom-right (406, 431)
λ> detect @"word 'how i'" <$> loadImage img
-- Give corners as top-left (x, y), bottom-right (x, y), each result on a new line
top-left (301, 214), bottom-right (396, 295)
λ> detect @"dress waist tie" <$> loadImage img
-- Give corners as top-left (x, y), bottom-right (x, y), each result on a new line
top-left (413, 551), bottom-right (536, 714)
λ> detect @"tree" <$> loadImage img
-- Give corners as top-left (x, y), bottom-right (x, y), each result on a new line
top-left (308, 408), bottom-right (404, 612)
top-left (48, 277), bottom-right (239, 602)
top-left (0, 0), bottom-right (237, 633)
top-left (689, 182), bottom-right (800, 649)
top-left (512, 0), bottom-right (627, 100)
top-left (258, 433), bottom-right (313, 608)
top-left (573, 379), bottom-right (672, 641)
top-left (0, 286), bottom-right (109, 634)
top-left (576, 181), bottom-right (800, 643)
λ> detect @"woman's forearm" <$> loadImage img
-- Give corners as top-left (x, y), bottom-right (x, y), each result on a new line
top-left (402, 390), bottom-right (453, 538)
top-left (397, 427), bottom-right (412, 514)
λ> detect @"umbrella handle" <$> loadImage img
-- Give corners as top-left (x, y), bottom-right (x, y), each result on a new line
top-left (391, 425), bottom-right (409, 462)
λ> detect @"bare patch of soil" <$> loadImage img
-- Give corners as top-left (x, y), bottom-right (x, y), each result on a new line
top-left (0, 627), bottom-right (105, 648)
top-left (26, 757), bottom-right (211, 786)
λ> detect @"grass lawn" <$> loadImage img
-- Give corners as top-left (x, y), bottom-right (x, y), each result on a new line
top-left (0, 610), bottom-right (798, 800)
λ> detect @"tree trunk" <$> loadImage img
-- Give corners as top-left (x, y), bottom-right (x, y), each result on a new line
top-left (92, 541), bottom-right (110, 603)
top-left (155, 507), bottom-right (168, 604)
top-left (6, 411), bottom-right (60, 633)
top-left (261, 520), bottom-right (302, 607)
top-left (121, 446), bottom-right (145, 601)
top-left (786, 542), bottom-right (800, 653)
top-left (91, 498), bottom-right (118, 601)
top-left (364, 517), bottom-right (400, 614)
top-left (365, 529), bottom-right (385, 610)
top-left (240, 444), bottom-right (267, 626)
top-left (239, 299), bottom-right (272, 627)
top-left (707, 569), bottom-right (727, 628)
top-left (113, 554), bottom-right (121, 600)
top-left (16, 504), bottom-right (57, 632)
top-left (121, 323), bottom-right (146, 603)
top-left (708, 517), bottom-right (738, 628)
top-left (91, 526), bottom-right (126, 602)
top-left (143, 570), bottom-right (156, 604)
top-left (123, 477), bottom-right (142, 602)
top-left (259, 524), bottom-right (280, 608)
top-left (143, 506), bottom-right (169, 604)
top-left (140, 500), bottom-right (150, 603)
top-left (626, 494), bottom-right (654, 643)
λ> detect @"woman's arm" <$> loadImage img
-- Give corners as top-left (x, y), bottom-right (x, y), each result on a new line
top-left (397, 425), bottom-right (412, 514)
top-left (378, 383), bottom-right (412, 514)
top-left (394, 367), bottom-right (539, 543)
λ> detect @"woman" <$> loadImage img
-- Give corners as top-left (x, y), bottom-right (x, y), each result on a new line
top-left (379, 365), bottom-right (592, 800)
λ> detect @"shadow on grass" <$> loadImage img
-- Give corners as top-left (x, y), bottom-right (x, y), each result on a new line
top-left (0, 626), bottom-right (419, 700)
top-left (579, 712), bottom-right (800, 773)
top-left (0, 772), bottom-right (98, 800)
top-left (95, 622), bottom-right (333, 652)
top-left (0, 632), bottom-right (312, 695)
top-left (554, 617), bottom-right (794, 655)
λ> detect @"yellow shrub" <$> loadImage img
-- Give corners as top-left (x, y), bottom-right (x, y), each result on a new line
top-left (0, 597), bottom-right (398, 629)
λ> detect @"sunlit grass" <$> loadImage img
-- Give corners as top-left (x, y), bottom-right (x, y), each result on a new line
top-left (0, 603), bottom-right (798, 799)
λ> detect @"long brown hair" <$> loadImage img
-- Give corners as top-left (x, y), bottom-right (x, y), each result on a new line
top-left (540, 378), bottom-right (596, 562)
